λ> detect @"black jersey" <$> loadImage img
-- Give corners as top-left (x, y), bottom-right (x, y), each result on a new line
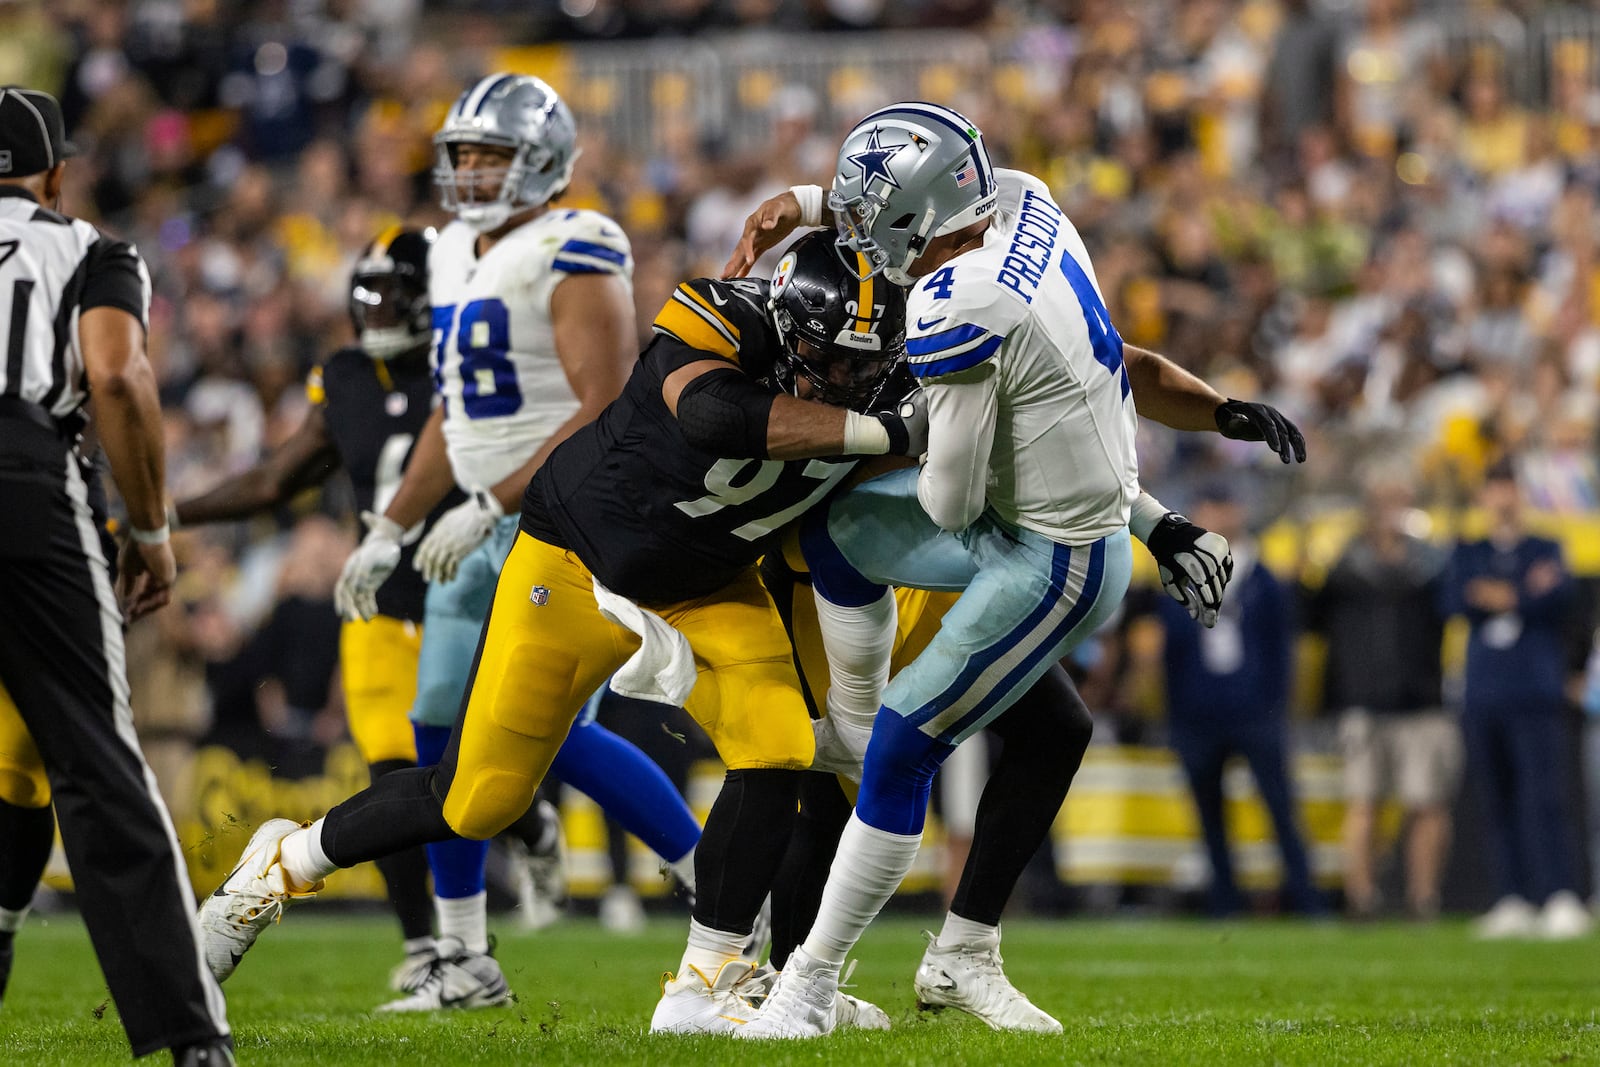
top-left (522, 276), bottom-right (858, 606)
top-left (309, 346), bottom-right (457, 622)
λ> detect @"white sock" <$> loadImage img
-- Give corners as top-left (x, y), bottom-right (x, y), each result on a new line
top-left (814, 588), bottom-right (896, 731)
top-left (802, 813), bottom-right (922, 969)
top-left (668, 847), bottom-right (696, 895)
top-left (678, 917), bottom-right (746, 977)
top-left (278, 820), bottom-right (337, 889)
top-left (436, 892), bottom-right (489, 954)
top-left (0, 904), bottom-right (28, 934)
top-left (937, 911), bottom-right (999, 949)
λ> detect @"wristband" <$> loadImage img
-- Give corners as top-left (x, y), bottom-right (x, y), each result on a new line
top-left (790, 184), bottom-right (824, 228)
top-left (1129, 491), bottom-right (1172, 543)
top-left (129, 522), bottom-right (170, 545)
top-left (842, 409), bottom-right (891, 455)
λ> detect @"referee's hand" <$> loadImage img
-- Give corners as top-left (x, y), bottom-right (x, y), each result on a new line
top-left (116, 540), bottom-right (176, 622)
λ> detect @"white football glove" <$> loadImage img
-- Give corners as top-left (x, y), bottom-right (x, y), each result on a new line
top-left (334, 511), bottom-right (405, 621)
top-left (1144, 513), bottom-right (1233, 628)
top-left (415, 489), bottom-right (503, 584)
top-left (810, 714), bottom-right (873, 782)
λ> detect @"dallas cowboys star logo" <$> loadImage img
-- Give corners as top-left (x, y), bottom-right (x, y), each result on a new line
top-left (847, 127), bottom-right (903, 190)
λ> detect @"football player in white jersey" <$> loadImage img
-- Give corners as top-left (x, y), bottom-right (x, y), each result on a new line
top-left (202, 73), bottom-right (650, 1011)
top-left (723, 102), bottom-right (1306, 1037)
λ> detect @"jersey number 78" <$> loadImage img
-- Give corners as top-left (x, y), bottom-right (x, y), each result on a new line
top-left (432, 298), bottom-right (523, 418)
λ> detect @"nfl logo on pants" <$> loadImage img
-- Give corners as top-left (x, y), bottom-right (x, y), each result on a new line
top-left (529, 585), bottom-right (550, 606)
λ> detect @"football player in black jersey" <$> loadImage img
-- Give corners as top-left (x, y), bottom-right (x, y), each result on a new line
top-left (173, 226), bottom-right (450, 989)
top-left (200, 231), bottom-right (927, 1030)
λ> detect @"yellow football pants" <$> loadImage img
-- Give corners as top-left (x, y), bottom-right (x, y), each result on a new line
top-left (0, 677), bottom-right (49, 808)
top-left (442, 532), bottom-right (815, 840)
top-left (339, 616), bottom-right (422, 764)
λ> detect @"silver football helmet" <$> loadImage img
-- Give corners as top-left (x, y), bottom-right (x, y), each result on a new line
top-left (433, 73), bottom-right (579, 233)
top-left (829, 102), bottom-right (997, 286)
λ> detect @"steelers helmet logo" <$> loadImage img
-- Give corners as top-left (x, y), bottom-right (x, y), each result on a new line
top-left (772, 251), bottom-right (797, 295)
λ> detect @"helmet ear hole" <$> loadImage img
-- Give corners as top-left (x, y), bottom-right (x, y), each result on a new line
top-left (889, 213), bottom-right (916, 230)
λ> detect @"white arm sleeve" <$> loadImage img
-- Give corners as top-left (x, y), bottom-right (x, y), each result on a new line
top-left (916, 365), bottom-right (998, 532)
top-left (790, 184), bottom-right (825, 228)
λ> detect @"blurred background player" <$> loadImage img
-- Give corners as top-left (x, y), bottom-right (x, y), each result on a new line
top-left (174, 226), bottom-right (456, 992)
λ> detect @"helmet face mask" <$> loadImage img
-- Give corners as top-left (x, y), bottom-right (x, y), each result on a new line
top-left (349, 228), bottom-right (434, 361)
top-left (433, 74), bottom-right (580, 233)
top-left (768, 232), bottom-right (907, 412)
top-left (830, 102), bottom-right (997, 286)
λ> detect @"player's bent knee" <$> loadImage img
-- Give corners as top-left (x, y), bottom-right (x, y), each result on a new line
top-left (442, 770), bottom-right (532, 840)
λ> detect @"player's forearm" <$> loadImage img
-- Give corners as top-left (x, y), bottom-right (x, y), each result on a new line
top-left (916, 373), bottom-right (996, 532)
top-left (1123, 344), bottom-right (1226, 432)
top-left (178, 415), bottom-right (337, 526)
top-left (384, 406), bottom-right (454, 527)
top-left (82, 313), bottom-right (166, 530)
top-left (766, 395), bottom-right (848, 460)
top-left (176, 468), bottom-right (286, 526)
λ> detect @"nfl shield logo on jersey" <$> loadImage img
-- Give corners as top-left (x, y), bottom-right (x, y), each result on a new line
top-left (529, 585), bottom-right (550, 606)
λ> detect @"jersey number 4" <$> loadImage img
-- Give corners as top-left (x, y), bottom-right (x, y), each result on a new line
top-left (433, 298), bottom-right (523, 419)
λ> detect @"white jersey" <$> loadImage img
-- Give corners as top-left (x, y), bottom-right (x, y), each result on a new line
top-left (429, 208), bottom-right (633, 489)
top-left (904, 169), bottom-right (1139, 543)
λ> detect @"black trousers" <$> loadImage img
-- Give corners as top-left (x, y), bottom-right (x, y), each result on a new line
top-left (0, 418), bottom-right (229, 1056)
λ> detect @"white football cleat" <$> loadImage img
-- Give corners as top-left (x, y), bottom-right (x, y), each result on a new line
top-left (388, 944), bottom-right (439, 993)
top-left (737, 959), bottom-right (888, 1031)
top-left (650, 958), bottom-right (758, 1034)
top-left (598, 885), bottom-right (646, 934)
top-left (735, 947), bottom-right (836, 1040)
top-left (198, 818), bottom-right (321, 983)
top-left (376, 936), bottom-right (513, 1012)
top-left (1539, 891), bottom-right (1593, 940)
top-left (914, 929), bottom-right (1061, 1033)
top-left (1475, 896), bottom-right (1538, 940)
top-left (508, 804), bottom-right (567, 932)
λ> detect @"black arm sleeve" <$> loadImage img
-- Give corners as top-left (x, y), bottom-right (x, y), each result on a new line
top-left (675, 366), bottom-right (775, 459)
top-left (79, 236), bottom-right (150, 330)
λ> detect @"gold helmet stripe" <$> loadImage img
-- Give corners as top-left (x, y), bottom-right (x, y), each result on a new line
top-left (853, 252), bottom-right (875, 333)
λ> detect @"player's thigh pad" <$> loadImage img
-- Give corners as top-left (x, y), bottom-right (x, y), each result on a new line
top-left (412, 515), bottom-right (522, 727)
top-left (886, 525), bottom-right (1131, 746)
top-left (441, 533), bottom-right (635, 839)
top-left (675, 567), bottom-right (815, 770)
top-left (819, 467), bottom-right (983, 592)
top-left (0, 677), bottom-right (48, 808)
top-left (339, 616), bottom-right (421, 764)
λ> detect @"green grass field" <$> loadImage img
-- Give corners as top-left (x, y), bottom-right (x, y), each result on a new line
top-left (5, 912), bottom-right (1599, 1066)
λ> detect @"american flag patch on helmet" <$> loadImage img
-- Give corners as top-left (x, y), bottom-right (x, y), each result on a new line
top-left (953, 160), bottom-right (978, 188)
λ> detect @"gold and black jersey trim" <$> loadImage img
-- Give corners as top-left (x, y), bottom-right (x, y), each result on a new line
top-left (652, 281), bottom-right (743, 363)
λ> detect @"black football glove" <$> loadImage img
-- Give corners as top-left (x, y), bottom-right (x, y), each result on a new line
top-left (1145, 512), bottom-right (1233, 628)
top-left (1215, 399), bottom-right (1307, 465)
top-left (872, 385), bottom-right (928, 456)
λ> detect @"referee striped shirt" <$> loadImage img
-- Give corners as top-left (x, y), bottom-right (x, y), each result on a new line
top-left (0, 185), bottom-right (151, 421)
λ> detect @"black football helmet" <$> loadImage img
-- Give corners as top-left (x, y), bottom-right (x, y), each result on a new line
top-left (349, 226), bottom-right (435, 360)
top-left (768, 230), bottom-right (906, 411)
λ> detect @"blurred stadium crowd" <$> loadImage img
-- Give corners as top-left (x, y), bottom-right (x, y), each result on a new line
top-left (15, 0), bottom-right (1600, 922)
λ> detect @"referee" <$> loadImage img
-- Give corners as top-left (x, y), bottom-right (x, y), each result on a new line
top-left (0, 87), bottom-right (233, 1065)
